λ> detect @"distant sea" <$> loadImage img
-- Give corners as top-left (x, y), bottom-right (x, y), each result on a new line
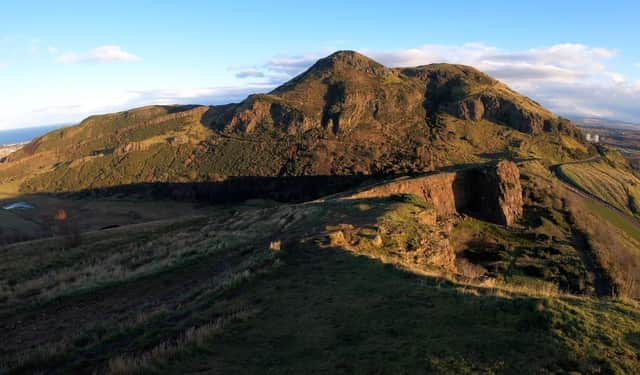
top-left (0, 124), bottom-right (66, 145)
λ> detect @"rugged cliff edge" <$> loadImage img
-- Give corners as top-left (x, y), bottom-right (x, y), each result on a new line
top-left (348, 160), bottom-right (523, 226)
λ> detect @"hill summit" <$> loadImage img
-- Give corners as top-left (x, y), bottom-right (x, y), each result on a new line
top-left (0, 51), bottom-right (592, 194)
top-left (216, 50), bottom-right (577, 136)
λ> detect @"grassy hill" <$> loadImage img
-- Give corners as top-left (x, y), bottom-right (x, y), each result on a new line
top-left (1, 51), bottom-right (639, 373)
top-left (1, 193), bottom-right (639, 374)
top-left (0, 51), bottom-right (593, 196)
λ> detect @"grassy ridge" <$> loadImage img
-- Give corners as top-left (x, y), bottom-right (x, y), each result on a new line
top-left (162, 246), bottom-right (640, 375)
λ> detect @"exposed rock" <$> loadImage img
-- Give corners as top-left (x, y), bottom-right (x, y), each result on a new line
top-left (464, 160), bottom-right (523, 226)
top-left (322, 217), bottom-right (456, 272)
top-left (350, 173), bottom-right (461, 217)
top-left (4, 51), bottom-right (591, 195)
top-left (167, 135), bottom-right (190, 146)
top-left (474, 95), bottom-right (545, 134)
top-left (115, 142), bottom-right (148, 156)
top-left (348, 160), bottom-right (523, 226)
top-left (221, 95), bottom-right (314, 134)
top-left (494, 160), bottom-right (524, 225)
top-left (456, 98), bottom-right (485, 122)
top-left (215, 51), bottom-right (580, 138)
top-left (420, 236), bottom-right (456, 272)
top-left (372, 233), bottom-right (383, 247)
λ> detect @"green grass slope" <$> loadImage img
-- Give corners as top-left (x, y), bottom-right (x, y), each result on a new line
top-left (1, 194), bottom-right (639, 374)
top-left (559, 157), bottom-right (640, 218)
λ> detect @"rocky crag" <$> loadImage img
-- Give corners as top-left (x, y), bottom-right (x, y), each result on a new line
top-left (348, 160), bottom-right (523, 226)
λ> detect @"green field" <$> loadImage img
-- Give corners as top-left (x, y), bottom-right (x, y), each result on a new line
top-left (583, 198), bottom-right (640, 244)
top-left (560, 160), bottom-right (640, 218)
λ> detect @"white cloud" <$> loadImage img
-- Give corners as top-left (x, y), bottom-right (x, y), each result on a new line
top-left (235, 69), bottom-right (265, 79)
top-left (126, 84), bottom-right (273, 107)
top-left (264, 54), bottom-right (320, 75)
top-left (0, 84), bottom-right (275, 130)
top-left (607, 72), bottom-right (625, 84)
top-left (57, 45), bottom-right (141, 64)
top-left (365, 43), bottom-right (619, 85)
top-left (5, 42), bottom-right (640, 130)
top-left (247, 43), bottom-right (622, 86)
top-left (47, 46), bottom-right (58, 54)
top-left (228, 53), bottom-right (321, 84)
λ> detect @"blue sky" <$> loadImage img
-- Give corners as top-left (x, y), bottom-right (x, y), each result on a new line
top-left (1, 0), bottom-right (640, 129)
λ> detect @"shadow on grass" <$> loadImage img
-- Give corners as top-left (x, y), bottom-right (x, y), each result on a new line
top-left (3, 199), bottom-right (639, 374)
top-left (160, 241), bottom-right (628, 375)
top-left (626, 331), bottom-right (640, 351)
top-left (1, 159), bottom-right (516, 246)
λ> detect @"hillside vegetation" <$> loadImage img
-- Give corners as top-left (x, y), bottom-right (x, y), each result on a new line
top-left (2, 194), bottom-right (639, 374)
top-left (0, 51), bottom-right (593, 196)
top-left (559, 154), bottom-right (640, 218)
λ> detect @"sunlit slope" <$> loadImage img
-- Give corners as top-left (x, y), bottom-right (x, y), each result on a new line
top-left (0, 51), bottom-right (594, 195)
top-left (559, 157), bottom-right (640, 218)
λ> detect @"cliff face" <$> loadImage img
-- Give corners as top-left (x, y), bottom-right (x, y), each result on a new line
top-left (493, 160), bottom-right (524, 225)
top-left (349, 160), bottom-right (523, 226)
top-left (350, 172), bottom-right (462, 216)
top-left (462, 160), bottom-right (523, 225)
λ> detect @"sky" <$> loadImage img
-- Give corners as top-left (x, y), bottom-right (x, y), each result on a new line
top-left (1, 0), bottom-right (640, 130)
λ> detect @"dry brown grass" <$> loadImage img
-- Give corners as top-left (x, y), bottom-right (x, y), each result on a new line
top-left (106, 308), bottom-right (256, 375)
top-left (3, 304), bottom-right (172, 371)
top-left (565, 193), bottom-right (640, 299)
top-left (456, 258), bottom-right (487, 279)
top-left (0, 201), bottom-right (306, 308)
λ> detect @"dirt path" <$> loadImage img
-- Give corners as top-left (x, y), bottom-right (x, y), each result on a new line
top-left (549, 158), bottom-right (625, 297)
top-left (570, 229), bottom-right (614, 297)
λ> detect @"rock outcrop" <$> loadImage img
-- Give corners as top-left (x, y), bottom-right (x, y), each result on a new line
top-left (323, 212), bottom-right (457, 272)
top-left (350, 172), bottom-right (462, 216)
top-left (115, 142), bottom-right (149, 156)
top-left (456, 95), bottom-right (546, 133)
top-left (348, 160), bottom-right (523, 226)
top-left (489, 160), bottom-right (524, 225)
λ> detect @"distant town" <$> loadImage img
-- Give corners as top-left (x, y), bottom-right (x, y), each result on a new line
top-left (0, 142), bottom-right (26, 159)
top-left (585, 133), bottom-right (600, 143)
